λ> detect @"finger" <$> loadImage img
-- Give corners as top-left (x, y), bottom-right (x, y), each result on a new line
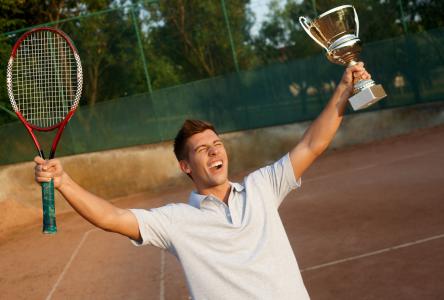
top-left (46, 159), bottom-right (59, 168)
top-left (345, 66), bottom-right (356, 77)
top-left (350, 61), bottom-right (364, 68)
top-left (36, 176), bottom-right (52, 183)
top-left (34, 156), bottom-right (45, 165)
top-left (357, 69), bottom-right (371, 80)
top-left (43, 161), bottom-right (59, 172)
top-left (362, 73), bottom-right (371, 80)
top-left (41, 159), bottom-right (59, 171)
top-left (348, 67), bottom-right (362, 79)
top-left (35, 171), bottom-right (54, 178)
top-left (34, 157), bottom-right (54, 172)
top-left (348, 62), bottom-right (365, 72)
top-left (34, 164), bottom-right (50, 173)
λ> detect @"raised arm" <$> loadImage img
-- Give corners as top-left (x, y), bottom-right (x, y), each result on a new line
top-left (34, 156), bottom-right (140, 241)
top-left (290, 62), bottom-right (371, 179)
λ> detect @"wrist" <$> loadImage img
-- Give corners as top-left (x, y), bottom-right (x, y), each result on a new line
top-left (337, 82), bottom-right (353, 99)
top-left (57, 172), bottom-right (71, 191)
top-left (338, 81), bottom-right (352, 92)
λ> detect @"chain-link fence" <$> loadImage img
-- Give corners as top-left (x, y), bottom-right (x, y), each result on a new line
top-left (1, 2), bottom-right (443, 165)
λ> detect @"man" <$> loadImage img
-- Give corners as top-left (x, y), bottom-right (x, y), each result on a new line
top-left (35, 63), bottom-right (371, 299)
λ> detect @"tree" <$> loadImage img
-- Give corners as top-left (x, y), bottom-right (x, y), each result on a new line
top-left (251, 0), bottom-right (321, 66)
top-left (139, 0), bottom-right (255, 88)
top-left (0, 1), bottom-right (28, 124)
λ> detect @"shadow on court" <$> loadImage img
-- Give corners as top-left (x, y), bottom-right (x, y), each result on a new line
top-left (1, 125), bottom-right (443, 300)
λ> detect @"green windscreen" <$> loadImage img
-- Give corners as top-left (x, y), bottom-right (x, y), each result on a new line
top-left (1, 3), bottom-right (443, 165)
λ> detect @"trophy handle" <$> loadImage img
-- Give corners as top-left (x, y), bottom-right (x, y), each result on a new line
top-left (298, 16), bottom-right (328, 51)
top-left (353, 6), bottom-right (359, 37)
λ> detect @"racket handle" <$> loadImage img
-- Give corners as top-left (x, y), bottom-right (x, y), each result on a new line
top-left (42, 179), bottom-right (57, 234)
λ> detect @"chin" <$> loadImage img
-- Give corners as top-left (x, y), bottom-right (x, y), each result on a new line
top-left (210, 174), bottom-right (228, 187)
top-left (211, 178), bottom-right (228, 187)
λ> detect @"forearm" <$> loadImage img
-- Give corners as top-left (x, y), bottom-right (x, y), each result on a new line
top-left (289, 63), bottom-right (368, 179)
top-left (57, 173), bottom-right (124, 231)
top-left (302, 83), bottom-right (350, 155)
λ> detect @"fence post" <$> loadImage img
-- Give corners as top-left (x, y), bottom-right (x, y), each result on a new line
top-left (130, 6), bottom-right (164, 141)
top-left (397, 1), bottom-right (421, 103)
top-left (397, 0), bottom-right (408, 34)
top-left (130, 7), bottom-right (153, 94)
top-left (220, 0), bottom-right (240, 73)
top-left (311, 0), bottom-right (317, 16)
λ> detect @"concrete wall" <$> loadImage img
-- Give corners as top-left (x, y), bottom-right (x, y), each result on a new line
top-left (1, 101), bottom-right (444, 233)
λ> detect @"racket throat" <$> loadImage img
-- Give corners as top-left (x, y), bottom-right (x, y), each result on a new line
top-left (49, 149), bottom-right (56, 159)
top-left (38, 149), bottom-right (45, 160)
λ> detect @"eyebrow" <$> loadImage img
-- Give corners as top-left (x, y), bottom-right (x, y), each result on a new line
top-left (193, 139), bottom-right (222, 152)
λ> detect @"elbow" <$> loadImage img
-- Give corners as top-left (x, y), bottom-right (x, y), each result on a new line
top-left (309, 141), bottom-right (329, 157)
top-left (97, 212), bottom-right (117, 232)
top-left (309, 142), bottom-right (329, 157)
top-left (99, 208), bottom-right (127, 233)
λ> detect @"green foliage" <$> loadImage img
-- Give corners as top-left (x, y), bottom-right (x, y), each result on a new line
top-left (251, 0), bottom-right (322, 65)
top-left (250, 0), bottom-right (444, 66)
top-left (140, 0), bottom-right (254, 86)
top-left (0, 0), bottom-right (443, 127)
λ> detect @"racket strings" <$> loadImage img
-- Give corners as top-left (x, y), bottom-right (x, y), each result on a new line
top-left (11, 30), bottom-right (79, 128)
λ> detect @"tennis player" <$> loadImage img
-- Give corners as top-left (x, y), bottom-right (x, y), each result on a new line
top-left (34, 63), bottom-right (370, 299)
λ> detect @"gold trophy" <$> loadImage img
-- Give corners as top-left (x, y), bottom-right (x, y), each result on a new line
top-left (299, 5), bottom-right (386, 110)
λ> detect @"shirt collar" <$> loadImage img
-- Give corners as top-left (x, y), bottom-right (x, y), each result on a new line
top-left (188, 182), bottom-right (245, 209)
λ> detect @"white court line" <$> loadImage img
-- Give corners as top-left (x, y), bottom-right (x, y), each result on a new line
top-left (304, 149), bottom-right (437, 183)
top-left (160, 250), bottom-right (166, 300)
top-left (301, 233), bottom-right (444, 273)
top-left (46, 228), bottom-right (98, 300)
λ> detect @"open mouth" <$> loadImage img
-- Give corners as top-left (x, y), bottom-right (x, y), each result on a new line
top-left (209, 160), bottom-right (223, 170)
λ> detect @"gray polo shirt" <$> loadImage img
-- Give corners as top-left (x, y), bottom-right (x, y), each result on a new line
top-left (130, 153), bottom-right (310, 299)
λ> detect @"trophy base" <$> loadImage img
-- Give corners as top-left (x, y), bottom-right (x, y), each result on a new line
top-left (349, 84), bottom-right (387, 111)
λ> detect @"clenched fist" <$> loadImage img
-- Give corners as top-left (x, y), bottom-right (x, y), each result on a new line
top-left (34, 157), bottom-right (65, 189)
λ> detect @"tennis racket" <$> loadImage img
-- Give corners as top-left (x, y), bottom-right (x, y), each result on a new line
top-left (6, 27), bottom-right (83, 234)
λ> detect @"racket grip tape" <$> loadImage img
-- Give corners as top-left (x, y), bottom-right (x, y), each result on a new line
top-left (42, 179), bottom-right (57, 234)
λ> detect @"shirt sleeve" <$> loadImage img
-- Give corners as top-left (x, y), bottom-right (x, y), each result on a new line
top-left (253, 153), bottom-right (301, 208)
top-left (129, 205), bottom-right (174, 250)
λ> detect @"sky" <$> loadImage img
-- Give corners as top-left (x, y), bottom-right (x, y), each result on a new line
top-left (249, 0), bottom-right (288, 36)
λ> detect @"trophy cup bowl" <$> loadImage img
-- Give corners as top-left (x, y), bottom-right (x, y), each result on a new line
top-left (299, 5), bottom-right (386, 110)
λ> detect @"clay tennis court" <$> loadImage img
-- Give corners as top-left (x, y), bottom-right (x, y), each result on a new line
top-left (1, 124), bottom-right (443, 300)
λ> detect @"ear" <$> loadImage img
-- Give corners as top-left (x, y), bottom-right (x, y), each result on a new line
top-left (179, 160), bottom-right (192, 175)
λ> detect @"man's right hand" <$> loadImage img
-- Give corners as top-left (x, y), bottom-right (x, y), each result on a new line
top-left (33, 156), bottom-right (141, 241)
top-left (34, 156), bottom-right (66, 189)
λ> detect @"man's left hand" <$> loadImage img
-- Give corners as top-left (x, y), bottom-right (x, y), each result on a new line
top-left (339, 62), bottom-right (372, 97)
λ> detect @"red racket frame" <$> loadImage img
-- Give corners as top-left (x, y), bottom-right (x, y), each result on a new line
top-left (10, 27), bottom-right (80, 159)
top-left (7, 27), bottom-right (82, 233)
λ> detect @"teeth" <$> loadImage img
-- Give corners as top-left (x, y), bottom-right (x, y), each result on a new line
top-left (210, 161), bottom-right (223, 168)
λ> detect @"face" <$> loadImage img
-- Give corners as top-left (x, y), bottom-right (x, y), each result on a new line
top-left (179, 129), bottom-right (229, 191)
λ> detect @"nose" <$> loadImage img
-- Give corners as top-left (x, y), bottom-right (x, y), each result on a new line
top-left (208, 145), bottom-right (219, 156)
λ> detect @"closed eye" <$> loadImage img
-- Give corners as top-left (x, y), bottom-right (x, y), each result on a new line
top-left (196, 146), bottom-right (207, 153)
top-left (195, 144), bottom-right (211, 153)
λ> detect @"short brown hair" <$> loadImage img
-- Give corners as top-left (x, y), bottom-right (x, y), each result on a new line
top-left (174, 119), bottom-right (217, 161)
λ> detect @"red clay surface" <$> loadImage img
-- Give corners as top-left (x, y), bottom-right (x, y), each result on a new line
top-left (1, 125), bottom-right (444, 300)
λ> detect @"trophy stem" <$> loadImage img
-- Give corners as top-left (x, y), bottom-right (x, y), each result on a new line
top-left (347, 60), bottom-right (358, 67)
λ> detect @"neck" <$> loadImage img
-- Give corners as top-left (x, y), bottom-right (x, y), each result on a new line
top-left (198, 181), bottom-right (231, 204)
